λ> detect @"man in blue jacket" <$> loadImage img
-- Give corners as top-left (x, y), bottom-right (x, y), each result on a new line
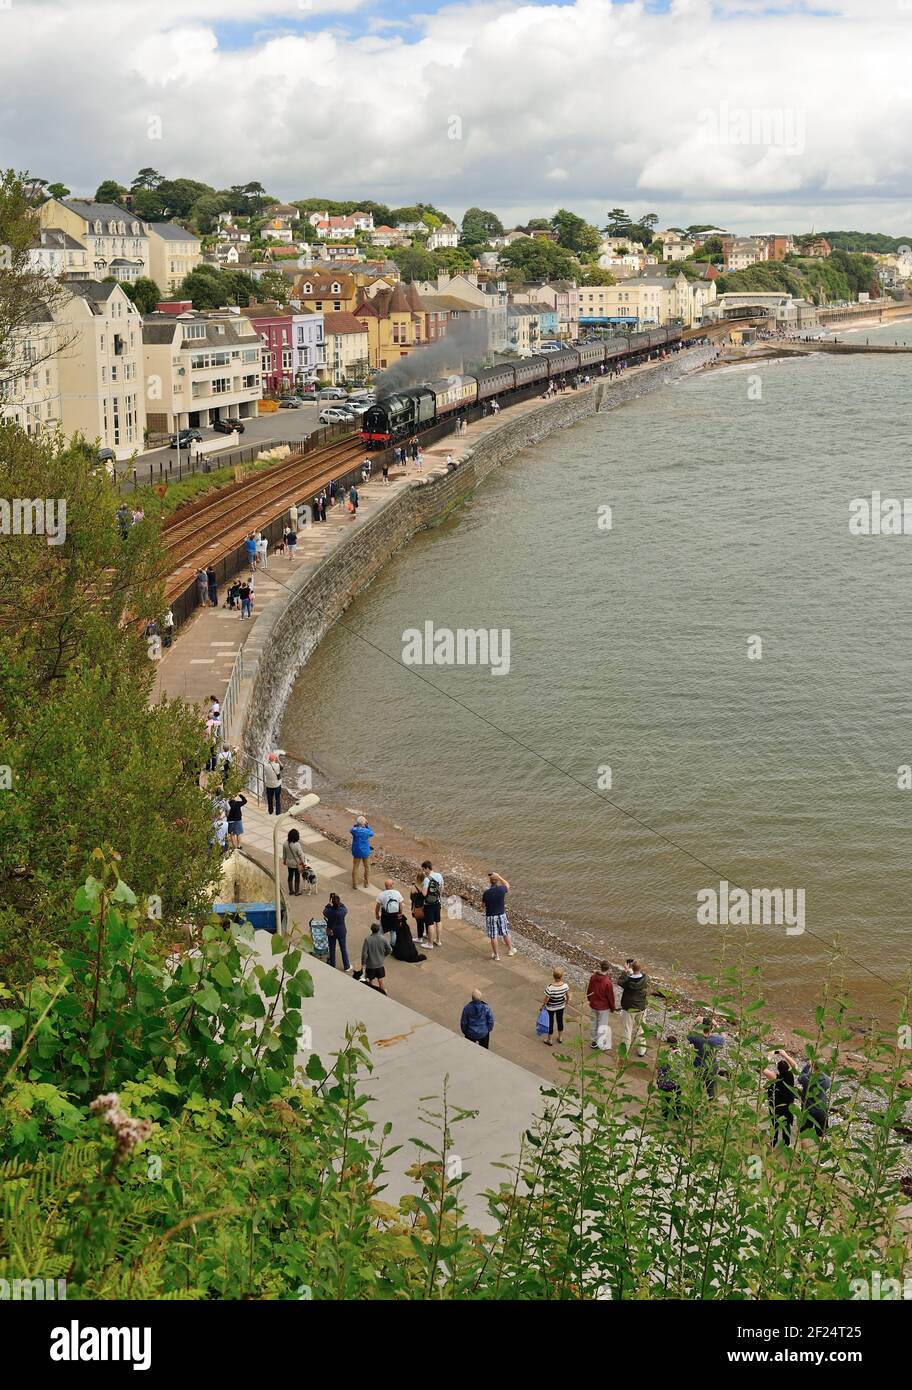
top-left (349, 815), bottom-right (374, 888)
top-left (460, 990), bottom-right (494, 1049)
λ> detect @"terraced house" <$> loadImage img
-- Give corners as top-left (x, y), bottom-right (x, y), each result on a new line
top-left (38, 198), bottom-right (150, 282)
top-left (146, 223), bottom-right (202, 294)
top-left (55, 281), bottom-right (146, 459)
top-left (141, 308), bottom-right (262, 434)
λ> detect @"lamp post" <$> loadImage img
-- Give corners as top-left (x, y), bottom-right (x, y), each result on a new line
top-left (272, 792), bottom-right (320, 934)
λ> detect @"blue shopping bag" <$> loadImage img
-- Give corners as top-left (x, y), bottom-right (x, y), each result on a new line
top-left (535, 1007), bottom-right (550, 1036)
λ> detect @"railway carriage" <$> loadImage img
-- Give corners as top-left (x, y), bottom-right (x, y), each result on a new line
top-left (431, 374), bottom-right (478, 416)
top-left (545, 348), bottom-right (581, 380)
top-left (473, 363), bottom-right (517, 400)
top-left (576, 342), bottom-right (606, 369)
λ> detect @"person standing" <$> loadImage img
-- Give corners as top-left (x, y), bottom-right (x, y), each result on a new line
top-left (163, 607), bottom-right (174, 647)
top-left (226, 791), bottom-right (247, 850)
top-left (349, 483), bottom-right (359, 517)
top-left (763, 1053), bottom-right (796, 1146)
top-left (238, 578), bottom-right (252, 620)
top-left (256, 532), bottom-right (268, 570)
top-left (349, 815), bottom-right (373, 887)
top-left (655, 1036), bottom-right (684, 1118)
top-left (263, 752), bottom-right (283, 815)
top-left (282, 827), bottom-right (306, 895)
top-left (482, 871), bottom-right (516, 961)
top-left (686, 1016), bottom-right (726, 1097)
top-left (618, 959), bottom-right (649, 1058)
top-left (206, 564), bottom-right (218, 608)
top-left (375, 878), bottom-right (404, 948)
top-left (410, 872), bottom-right (428, 945)
top-left (586, 959), bottom-right (616, 1051)
top-left (245, 532), bottom-right (258, 571)
top-left (541, 968), bottom-right (571, 1047)
top-left (196, 568), bottom-right (208, 607)
top-left (381, 456), bottom-right (390, 486)
top-left (791, 1053), bottom-right (832, 1141)
top-left (324, 892), bottom-right (351, 971)
top-left (360, 921), bottom-right (391, 993)
top-left (460, 990), bottom-right (494, 1049)
top-left (286, 526), bottom-right (297, 559)
top-left (420, 859), bottom-right (444, 949)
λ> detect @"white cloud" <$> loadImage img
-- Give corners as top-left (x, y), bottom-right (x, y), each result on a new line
top-left (4, 0), bottom-right (912, 231)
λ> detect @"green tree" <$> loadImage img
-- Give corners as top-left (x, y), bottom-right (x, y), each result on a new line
top-left (46, 182), bottom-right (70, 200)
top-left (131, 167), bottom-right (163, 191)
top-left (579, 266), bottom-right (616, 286)
top-left (189, 191), bottom-right (229, 235)
top-left (692, 236), bottom-right (723, 263)
top-left (432, 246), bottom-right (476, 274)
top-left (500, 237), bottom-right (576, 283)
top-left (461, 206), bottom-right (503, 245)
top-left (524, 217), bottom-right (552, 231)
top-left (256, 270), bottom-right (290, 302)
top-left (551, 208), bottom-right (600, 256)
top-left (604, 207), bottom-right (631, 234)
top-left (156, 178), bottom-right (213, 220)
top-left (122, 276), bottom-right (162, 314)
top-left (95, 180), bottom-right (127, 204)
top-left (0, 170), bottom-right (73, 389)
top-left (131, 189), bottom-right (164, 220)
top-left (387, 244), bottom-right (437, 282)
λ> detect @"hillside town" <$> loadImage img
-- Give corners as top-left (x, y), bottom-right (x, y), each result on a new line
top-left (1, 173), bottom-right (909, 459)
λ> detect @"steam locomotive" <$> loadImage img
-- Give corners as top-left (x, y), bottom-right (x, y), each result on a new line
top-left (360, 327), bottom-right (683, 448)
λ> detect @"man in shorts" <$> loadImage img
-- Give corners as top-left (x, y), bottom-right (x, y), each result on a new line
top-left (482, 872), bottom-right (516, 962)
top-left (421, 859), bottom-right (444, 949)
top-left (375, 878), bottom-right (404, 948)
top-left (361, 922), bottom-right (391, 994)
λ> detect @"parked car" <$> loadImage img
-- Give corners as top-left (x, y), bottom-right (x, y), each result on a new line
top-left (212, 418), bottom-right (244, 434)
top-left (93, 447), bottom-right (116, 479)
top-left (317, 387), bottom-right (347, 400)
top-left (344, 402), bottom-right (370, 416)
top-left (169, 429), bottom-right (203, 448)
top-left (279, 398), bottom-right (303, 408)
top-left (318, 407), bottom-right (355, 424)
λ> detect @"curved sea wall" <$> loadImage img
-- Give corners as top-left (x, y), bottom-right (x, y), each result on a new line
top-left (238, 344), bottom-right (716, 760)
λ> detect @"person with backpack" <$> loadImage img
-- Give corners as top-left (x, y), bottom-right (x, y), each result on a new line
top-left (375, 878), bottom-right (404, 948)
top-left (460, 990), bottom-right (494, 1049)
top-left (420, 859), bottom-right (444, 949)
top-left (618, 958), bottom-right (649, 1058)
top-left (686, 1016), bottom-right (727, 1098)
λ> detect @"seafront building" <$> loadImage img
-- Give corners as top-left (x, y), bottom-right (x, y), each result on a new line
top-left (141, 307), bottom-right (263, 434)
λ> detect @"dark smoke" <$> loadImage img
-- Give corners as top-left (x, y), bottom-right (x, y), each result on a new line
top-left (376, 315), bottom-right (491, 396)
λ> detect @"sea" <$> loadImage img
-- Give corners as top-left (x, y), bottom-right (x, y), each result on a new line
top-left (280, 318), bottom-right (912, 1024)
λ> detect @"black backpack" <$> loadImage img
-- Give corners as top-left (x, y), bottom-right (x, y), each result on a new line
top-left (424, 874), bottom-right (441, 905)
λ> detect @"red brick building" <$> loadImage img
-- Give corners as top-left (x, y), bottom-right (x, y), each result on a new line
top-left (247, 302), bottom-right (294, 394)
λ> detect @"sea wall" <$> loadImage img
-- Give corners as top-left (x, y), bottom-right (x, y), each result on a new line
top-left (238, 344), bottom-right (715, 760)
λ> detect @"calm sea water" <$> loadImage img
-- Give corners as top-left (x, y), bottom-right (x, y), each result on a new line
top-left (282, 321), bottom-right (912, 1022)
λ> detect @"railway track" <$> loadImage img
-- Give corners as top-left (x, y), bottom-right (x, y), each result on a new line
top-left (162, 436), bottom-right (366, 603)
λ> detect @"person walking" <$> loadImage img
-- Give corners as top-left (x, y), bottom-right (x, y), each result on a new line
top-left (263, 752), bottom-right (283, 815)
top-left (245, 532), bottom-right (258, 571)
top-left (381, 456), bottom-right (390, 486)
top-left (349, 815), bottom-right (374, 887)
top-left (618, 958), bottom-right (649, 1058)
top-left (375, 878), bottom-right (404, 948)
top-left (541, 968), bottom-right (571, 1047)
top-left (206, 564), bottom-right (218, 608)
top-left (349, 483), bottom-right (359, 517)
top-left (586, 959), bottom-right (616, 1051)
top-left (410, 872), bottom-right (428, 945)
top-left (286, 526), bottom-right (297, 559)
top-left (460, 990), bottom-right (494, 1049)
top-left (416, 446), bottom-right (424, 471)
top-left (360, 921), bottom-right (391, 993)
top-left (282, 827), bottom-right (307, 895)
top-left (238, 578), bottom-right (252, 620)
top-left (196, 567), bottom-right (208, 606)
top-left (226, 791), bottom-right (247, 849)
top-left (324, 892), bottom-right (351, 971)
top-left (686, 1016), bottom-right (726, 1097)
top-left (482, 871), bottom-right (516, 961)
top-left (420, 859), bottom-right (444, 949)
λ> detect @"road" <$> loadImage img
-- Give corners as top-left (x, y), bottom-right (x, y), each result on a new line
top-left (126, 402), bottom-right (326, 487)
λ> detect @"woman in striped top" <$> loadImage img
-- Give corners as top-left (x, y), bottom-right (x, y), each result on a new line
top-left (541, 969), bottom-right (571, 1046)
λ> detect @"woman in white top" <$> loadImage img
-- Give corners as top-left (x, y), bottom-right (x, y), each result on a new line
top-left (541, 968), bottom-right (571, 1047)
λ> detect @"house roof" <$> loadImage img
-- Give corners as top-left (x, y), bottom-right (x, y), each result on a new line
top-left (421, 294), bottom-right (480, 313)
top-left (323, 311), bottom-right (367, 336)
top-left (142, 321), bottom-right (178, 345)
top-left (294, 273), bottom-right (355, 297)
top-left (142, 310), bottom-right (259, 346)
top-left (67, 280), bottom-right (120, 305)
top-left (60, 199), bottom-right (143, 227)
top-left (148, 222), bottom-right (198, 242)
top-left (36, 227), bottom-right (85, 251)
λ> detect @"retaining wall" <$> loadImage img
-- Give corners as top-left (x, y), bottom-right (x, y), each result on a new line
top-left (237, 345), bottom-right (715, 760)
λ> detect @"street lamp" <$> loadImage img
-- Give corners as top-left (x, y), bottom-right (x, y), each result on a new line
top-left (272, 792), bottom-right (320, 934)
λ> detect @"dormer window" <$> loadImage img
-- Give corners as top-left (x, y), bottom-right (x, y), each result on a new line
top-left (131, 222), bottom-right (140, 235)
top-left (94, 221), bottom-right (103, 234)
top-left (331, 282), bottom-right (340, 293)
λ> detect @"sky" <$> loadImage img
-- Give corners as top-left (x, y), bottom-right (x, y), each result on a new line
top-left (2, 0), bottom-right (912, 234)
